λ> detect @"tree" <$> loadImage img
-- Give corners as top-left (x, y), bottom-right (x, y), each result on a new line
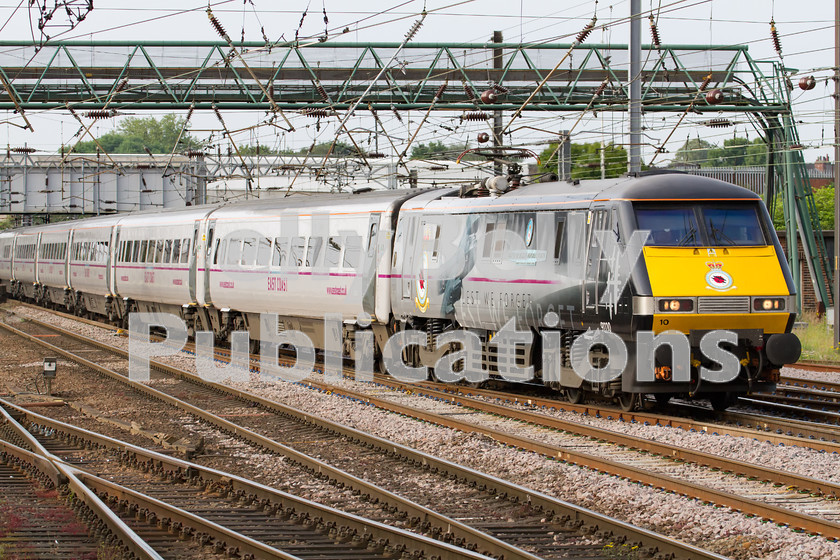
top-left (70, 114), bottom-right (200, 154)
top-left (673, 138), bottom-right (715, 166)
top-left (410, 141), bottom-right (454, 160)
top-left (772, 184), bottom-right (834, 230)
top-left (538, 141), bottom-right (628, 179)
top-left (676, 136), bottom-right (766, 168)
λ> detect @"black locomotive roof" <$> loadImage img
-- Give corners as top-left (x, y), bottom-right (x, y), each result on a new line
top-left (514, 173), bottom-right (761, 202)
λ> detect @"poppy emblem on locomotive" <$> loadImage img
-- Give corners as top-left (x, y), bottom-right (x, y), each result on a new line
top-left (415, 253), bottom-right (430, 312)
top-left (705, 261), bottom-right (734, 291)
top-left (525, 218), bottom-right (534, 247)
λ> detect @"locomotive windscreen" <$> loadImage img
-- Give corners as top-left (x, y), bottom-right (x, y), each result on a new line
top-left (634, 203), bottom-right (766, 247)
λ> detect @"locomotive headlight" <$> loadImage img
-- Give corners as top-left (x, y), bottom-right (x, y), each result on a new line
top-left (657, 298), bottom-right (694, 312)
top-left (753, 297), bottom-right (786, 312)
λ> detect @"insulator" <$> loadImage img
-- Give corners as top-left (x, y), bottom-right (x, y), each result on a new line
top-left (699, 75), bottom-right (712, 91)
top-left (300, 108), bottom-right (331, 118)
top-left (788, 143), bottom-right (804, 150)
top-left (186, 150), bottom-right (205, 159)
top-left (799, 76), bottom-right (816, 91)
top-left (575, 16), bottom-right (597, 44)
top-left (770, 19), bottom-right (782, 56)
top-left (594, 80), bottom-right (608, 97)
top-left (405, 13), bottom-right (426, 41)
top-left (115, 78), bottom-right (128, 92)
top-left (185, 105), bottom-right (194, 122)
top-left (268, 84), bottom-right (275, 99)
top-left (477, 132), bottom-right (490, 143)
top-left (480, 89), bottom-right (498, 104)
top-left (462, 111), bottom-right (488, 121)
top-left (391, 105), bottom-right (403, 123)
top-left (463, 83), bottom-right (477, 101)
top-left (491, 83), bottom-right (509, 94)
top-left (368, 152), bottom-right (386, 158)
top-left (648, 15), bottom-right (661, 49)
top-left (704, 118), bottom-right (732, 128)
top-left (785, 76), bottom-right (794, 91)
top-left (207, 9), bottom-right (229, 41)
top-left (316, 83), bottom-right (329, 103)
top-left (10, 147), bottom-right (35, 153)
top-left (85, 110), bottom-right (114, 120)
top-left (705, 89), bottom-right (724, 105)
top-left (434, 83), bottom-right (447, 100)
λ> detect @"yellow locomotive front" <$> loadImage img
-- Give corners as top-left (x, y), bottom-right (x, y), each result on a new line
top-left (630, 199), bottom-right (800, 409)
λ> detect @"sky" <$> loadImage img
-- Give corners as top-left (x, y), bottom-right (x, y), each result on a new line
top-left (0, 1), bottom-right (835, 167)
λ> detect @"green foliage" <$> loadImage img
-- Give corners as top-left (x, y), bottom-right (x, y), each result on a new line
top-left (674, 136), bottom-right (766, 167)
top-left (0, 216), bottom-right (14, 231)
top-left (235, 144), bottom-right (296, 156)
top-left (793, 312), bottom-right (839, 360)
top-left (538, 141), bottom-right (628, 179)
top-left (410, 141), bottom-right (453, 160)
top-left (771, 184), bottom-right (834, 230)
top-left (70, 114), bottom-right (200, 154)
top-left (305, 141), bottom-right (358, 157)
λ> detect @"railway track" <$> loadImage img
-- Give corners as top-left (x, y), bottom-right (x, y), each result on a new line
top-left (0, 439), bottom-right (104, 559)
top-left (0, 312), bottom-right (724, 560)
top-left (1, 312), bottom-right (839, 551)
top-left (0, 399), bottom-right (493, 560)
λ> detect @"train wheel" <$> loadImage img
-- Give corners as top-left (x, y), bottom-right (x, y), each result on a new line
top-left (709, 393), bottom-right (730, 412)
top-left (565, 387), bottom-right (584, 404)
top-left (617, 392), bottom-right (638, 412)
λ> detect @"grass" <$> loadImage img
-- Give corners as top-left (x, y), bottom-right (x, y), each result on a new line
top-left (793, 312), bottom-right (840, 362)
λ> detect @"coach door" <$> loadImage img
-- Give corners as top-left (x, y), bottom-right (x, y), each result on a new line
top-left (110, 226), bottom-right (120, 296)
top-left (583, 208), bottom-right (611, 313)
top-left (362, 213), bottom-right (380, 315)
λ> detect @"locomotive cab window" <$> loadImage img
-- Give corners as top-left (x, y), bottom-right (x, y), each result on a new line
top-left (635, 206), bottom-right (701, 247)
top-left (635, 203), bottom-right (767, 247)
top-left (702, 206), bottom-right (765, 246)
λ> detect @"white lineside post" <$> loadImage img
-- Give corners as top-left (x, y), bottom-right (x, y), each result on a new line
top-left (628, 0), bottom-right (642, 174)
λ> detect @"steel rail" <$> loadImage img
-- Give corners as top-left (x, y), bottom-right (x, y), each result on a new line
top-left (355, 380), bottom-right (840, 497)
top-left (0, 319), bottom-right (545, 560)
top-left (0, 398), bottom-right (501, 560)
top-left (411, 378), bottom-right (840, 451)
top-left (0, 405), bottom-right (166, 560)
top-left (5, 404), bottom-right (304, 560)
top-left (0, 315), bottom-right (730, 560)
top-left (292, 379), bottom-right (840, 538)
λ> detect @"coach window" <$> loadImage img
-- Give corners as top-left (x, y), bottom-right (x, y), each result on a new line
top-left (227, 237), bottom-right (243, 266)
top-left (306, 237), bottom-right (323, 267)
top-left (290, 236), bottom-right (306, 267)
top-left (241, 237), bottom-right (257, 266)
top-left (343, 235), bottom-right (361, 269)
top-left (163, 240), bottom-right (172, 263)
top-left (180, 239), bottom-right (190, 263)
top-left (272, 238), bottom-right (288, 267)
top-left (553, 215), bottom-right (567, 265)
top-left (138, 240), bottom-right (148, 263)
top-left (257, 237), bottom-right (271, 266)
top-left (481, 217), bottom-right (496, 258)
top-left (171, 239), bottom-right (180, 263)
top-left (211, 239), bottom-right (223, 265)
top-left (130, 241), bottom-right (138, 263)
top-left (325, 236), bottom-right (342, 267)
